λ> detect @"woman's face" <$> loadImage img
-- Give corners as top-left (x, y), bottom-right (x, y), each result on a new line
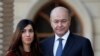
top-left (22, 24), bottom-right (34, 45)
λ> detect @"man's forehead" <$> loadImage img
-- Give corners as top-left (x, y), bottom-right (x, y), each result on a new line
top-left (50, 7), bottom-right (69, 16)
top-left (51, 17), bottom-right (68, 21)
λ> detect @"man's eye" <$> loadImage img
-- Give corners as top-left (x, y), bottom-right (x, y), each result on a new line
top-left (62, 19), bottom-right (68, 22)
top-left (62, 20), bottom-right (67, 22)
top-left (54, 21), bottom-right (59, 23)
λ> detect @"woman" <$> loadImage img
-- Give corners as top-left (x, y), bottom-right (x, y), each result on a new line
top-left (6, 19), bottom-right (41, 56)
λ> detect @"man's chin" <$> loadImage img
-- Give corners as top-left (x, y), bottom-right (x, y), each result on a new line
top-left (56, 33), bottom-right (64, 37)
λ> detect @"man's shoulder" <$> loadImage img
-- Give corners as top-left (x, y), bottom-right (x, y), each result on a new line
top-left (70, 33), bottom-right (90, 42)
top-left (71, 34), bottom-right (90, 43)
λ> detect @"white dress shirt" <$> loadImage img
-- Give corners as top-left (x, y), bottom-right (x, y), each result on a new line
top-left (53, 30), bottom-right (70, 56)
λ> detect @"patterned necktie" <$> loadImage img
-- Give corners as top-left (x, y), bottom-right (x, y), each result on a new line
top-left (56, 38), bottom-right (63, 56)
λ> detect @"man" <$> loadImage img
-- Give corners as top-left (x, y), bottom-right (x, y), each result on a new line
top-left (40, 6), bottom-right (94, 56)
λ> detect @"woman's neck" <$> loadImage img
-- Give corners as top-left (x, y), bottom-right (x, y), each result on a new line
top-left (23, 44), bottom-right (31, 52)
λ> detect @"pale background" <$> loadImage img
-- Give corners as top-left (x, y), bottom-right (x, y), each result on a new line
top-left (0, 0), bottom-right (100, 56)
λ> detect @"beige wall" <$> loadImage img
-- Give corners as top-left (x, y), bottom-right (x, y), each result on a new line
top-left (13, 0), bottom-right (38, 30)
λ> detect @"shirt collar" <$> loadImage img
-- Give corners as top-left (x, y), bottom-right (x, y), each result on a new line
top-left (55, 30), bottom-right (70, 41)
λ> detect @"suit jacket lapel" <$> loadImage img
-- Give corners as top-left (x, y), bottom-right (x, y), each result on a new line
top-left (62, 33), bottom-right (75, 56)
top-left (48, 36), bottom-right (55, 56)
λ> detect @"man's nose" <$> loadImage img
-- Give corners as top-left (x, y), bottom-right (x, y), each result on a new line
top-left (58, 22), bottom-right (62, 27)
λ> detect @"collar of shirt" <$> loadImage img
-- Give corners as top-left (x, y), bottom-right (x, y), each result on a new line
top-left (55, 30), bottom-right (70, 43)
top-left (53, 30), bottom-right (70, 56)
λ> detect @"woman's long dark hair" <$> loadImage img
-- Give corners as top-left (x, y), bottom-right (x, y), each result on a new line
top-left (8, 19), bottom-right (40, 56)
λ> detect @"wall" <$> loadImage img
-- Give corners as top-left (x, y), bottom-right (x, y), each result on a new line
top-left (81, 0), bottom-right (100, 56)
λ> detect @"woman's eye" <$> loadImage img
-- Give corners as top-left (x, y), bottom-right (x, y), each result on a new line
top-left (29, 29), bottom-right (33, 32)
top-left (22, 30), bottom-right (25, 33)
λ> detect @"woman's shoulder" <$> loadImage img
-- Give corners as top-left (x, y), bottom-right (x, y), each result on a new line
top-left (5, 50), bottom-right (16, 56)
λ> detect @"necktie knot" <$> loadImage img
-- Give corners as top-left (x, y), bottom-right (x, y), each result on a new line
top-left (58, 38), bottom-right (63, 42)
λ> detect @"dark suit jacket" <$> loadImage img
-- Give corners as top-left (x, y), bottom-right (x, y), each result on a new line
top-left (40, 33), bottom-right (94, 56)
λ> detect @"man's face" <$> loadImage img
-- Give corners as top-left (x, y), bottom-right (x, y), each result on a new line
top-left (50, 11), bottom-right (70, 37)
